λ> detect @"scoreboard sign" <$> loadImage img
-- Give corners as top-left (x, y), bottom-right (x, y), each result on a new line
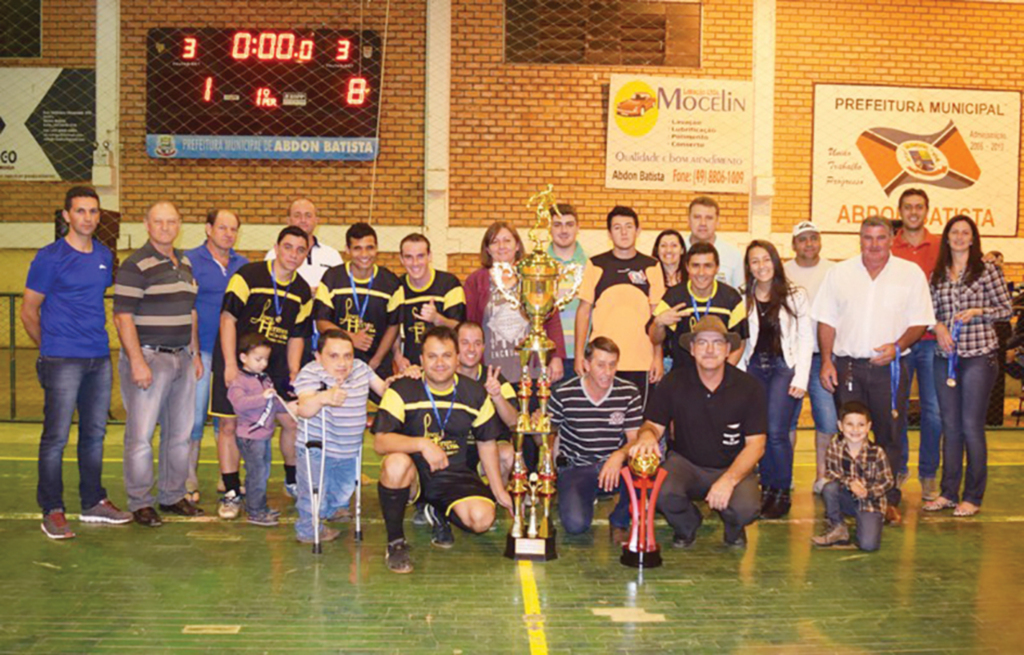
top-left (146, 28), bottom-right (381, 160)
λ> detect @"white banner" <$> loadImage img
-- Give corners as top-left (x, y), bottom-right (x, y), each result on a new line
top-left (812, 84), bottom-right (1021, 236)
top-left (605, 75), bottom-right (753, 193)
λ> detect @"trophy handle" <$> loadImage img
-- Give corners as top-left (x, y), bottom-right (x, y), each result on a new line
top-left (553, 262), bottom-right (584, 312)
top-left (490, 262), bottom-right (521, 310)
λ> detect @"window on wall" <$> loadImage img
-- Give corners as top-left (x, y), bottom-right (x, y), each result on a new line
top-left (505, 0), bottom-right (700, 67)
top-left (0, 0), bottom-right (42, 58)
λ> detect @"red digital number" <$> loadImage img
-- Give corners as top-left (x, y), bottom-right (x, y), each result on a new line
top-left (335, 39), bottom-right (351, 62)
top-left (345, 77), bottom-right (368, 106)
top-left (231, 32), bottom-right (252, 59)
top-left (255, 87), bottom-right (279, 108)
top-left (275, 33), bottom-right (295, 60)
top-left (256, 32), bottom-right (275, 60)
top-left (182, 37), bottom-right (198, 60)
top-left (297, 38), bottom-right (314, 61)
top-left (202, 76), bottom-right (214, 102)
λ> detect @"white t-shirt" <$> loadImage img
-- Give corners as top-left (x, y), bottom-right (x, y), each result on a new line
top-left (784, 258), bottom-right (836, 353)
top-left (265, 236), bottom-right (343, 291)
top-left (685, 234), bottom-right (745, 289)
top-left (811, 255), bottom-right (935, 359)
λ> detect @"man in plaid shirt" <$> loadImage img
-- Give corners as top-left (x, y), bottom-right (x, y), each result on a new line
top-left (812, 401), bottom-right (894, 552)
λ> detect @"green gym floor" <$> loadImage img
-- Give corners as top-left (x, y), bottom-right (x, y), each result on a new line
top-left (1, 425), bottom-right (1023, 654)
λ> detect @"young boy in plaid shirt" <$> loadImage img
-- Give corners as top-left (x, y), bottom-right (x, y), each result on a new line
top-left (812, 401), bottom-right (895, 552)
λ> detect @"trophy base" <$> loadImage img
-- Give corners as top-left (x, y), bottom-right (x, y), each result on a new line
top-left (620, 545), bottom-right (663, 569)
top-left (505, 531), bottom-right (558, 561)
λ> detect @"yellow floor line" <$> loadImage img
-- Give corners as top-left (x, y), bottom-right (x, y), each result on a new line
top-left (518, 560), bottom-right (549, 655)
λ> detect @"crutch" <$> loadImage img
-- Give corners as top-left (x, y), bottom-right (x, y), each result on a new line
top-left (354, 434), bottom-right (364, 542)
top-left (303, 409), bottom-right (328, 555)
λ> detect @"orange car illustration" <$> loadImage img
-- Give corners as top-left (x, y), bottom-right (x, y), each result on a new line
top-left (616, 92), bottom-right (655, 117)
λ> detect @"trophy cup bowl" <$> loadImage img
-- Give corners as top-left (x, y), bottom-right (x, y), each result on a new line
top-left (630, 452), bottom-right (661, 479)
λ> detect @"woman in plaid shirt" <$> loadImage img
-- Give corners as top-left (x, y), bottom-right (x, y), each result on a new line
top-left (924, 215), bottom-right (1012, 517)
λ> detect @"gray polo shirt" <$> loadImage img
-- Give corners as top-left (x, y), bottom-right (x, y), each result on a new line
top-left (113, 241), bottom-right (196, 348)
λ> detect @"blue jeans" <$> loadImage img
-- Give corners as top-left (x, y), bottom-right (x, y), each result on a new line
top-left (791, 353), bottom-right (838, 433)
top-left (557, 462), bottom-right (631, 534)
top-left (237, 437), bottom-right (271, 515)
top-left (190, 351), bottom-right (219, 443)
top-left (295, 445), bottom-right (358, 541)
top-left (36, 356), bottom-right (113, 513)
top-left (900, 340), bottom-right (942, 478)
top-left (934, 353), bottom-right (997, 506)
top-left (748, 353), bottom-right (799, 490)
top-left (821, 481), bottom-right (883, 552)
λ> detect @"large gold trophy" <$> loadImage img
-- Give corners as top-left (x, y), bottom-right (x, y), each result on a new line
top-left (493, 185), bottom-right (583, 561)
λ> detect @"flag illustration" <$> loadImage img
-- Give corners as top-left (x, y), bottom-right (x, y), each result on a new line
top-left (856, 121), bottom-right (981, 195)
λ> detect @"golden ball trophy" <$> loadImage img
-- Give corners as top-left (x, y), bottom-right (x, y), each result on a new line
top-left (493, 185), bottom-right (583, 561)
top-left (619, 453), bottom-right (667, 569)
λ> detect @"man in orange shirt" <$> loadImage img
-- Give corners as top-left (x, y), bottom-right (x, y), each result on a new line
top-left (574, 206), bottom-right (665, 409)
top-left (890, 188), bottom-right (942, 500)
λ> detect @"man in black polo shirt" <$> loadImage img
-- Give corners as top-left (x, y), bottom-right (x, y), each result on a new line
top-left (632, 316), bottom-right (766, 548)
top-left (113, 201), bottom-right (204, 527)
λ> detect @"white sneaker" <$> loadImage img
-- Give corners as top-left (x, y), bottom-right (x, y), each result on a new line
top-left (218, 490), bottom-right (242, 520)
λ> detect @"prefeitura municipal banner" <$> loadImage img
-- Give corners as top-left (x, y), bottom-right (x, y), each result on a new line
top-left (605, 75), bottom-right (753, 193)
top-left (812, 84), bottom-right (1021, 236)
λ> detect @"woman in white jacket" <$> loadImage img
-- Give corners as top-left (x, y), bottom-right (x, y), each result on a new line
top-left (739, 240), bottom-right (813, 518)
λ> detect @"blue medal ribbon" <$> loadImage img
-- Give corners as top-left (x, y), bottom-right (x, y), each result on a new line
top-left (347, 264), bottom-right (376, 326)
top-left (690, 293), bottom-right (711, 322)
top-left (890, 345), bottom-right (901, 419)
top-left (270, 266), bottom-right (294, 324)
top-left (423, 378), bottom-right (457, 439)
top-left (947, 319), bottom-right (963, 387)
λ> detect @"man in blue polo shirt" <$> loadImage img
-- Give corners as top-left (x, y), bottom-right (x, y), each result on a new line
top-left (184, 209), bottom-right (247, 502)
top-left (22, 186), bottom-right (132, 540)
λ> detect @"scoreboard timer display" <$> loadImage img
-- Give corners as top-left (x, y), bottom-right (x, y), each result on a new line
top-left (145, 28), bottom-right (381, 160)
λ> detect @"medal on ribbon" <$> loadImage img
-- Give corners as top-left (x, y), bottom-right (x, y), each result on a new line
top-left (947, 319), bottom-right (963, 388)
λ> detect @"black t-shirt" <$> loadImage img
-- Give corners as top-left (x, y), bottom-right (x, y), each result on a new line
top-left (372, 374), bottom-right (501, 471)
top-left (644, 361), bottom-right (767, 469)
top-left (314, 263), bottom-right (401, 367)
top-left (393, 270), bottom-right (466, 365)
top-left (222, 261), bottom-right (313, 380)
top-left (651, 280), bottom-right (748, 369)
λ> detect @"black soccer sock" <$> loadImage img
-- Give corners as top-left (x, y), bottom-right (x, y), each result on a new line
top-left (222, 471), bottom-right (241, 495)
top-left (284, 464), bottom-right (297, 485)
top-left (379, 485), bottom-right (410, 543)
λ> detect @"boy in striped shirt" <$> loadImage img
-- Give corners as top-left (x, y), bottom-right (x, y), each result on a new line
top-left (550, 337), bottom-right (643, 543)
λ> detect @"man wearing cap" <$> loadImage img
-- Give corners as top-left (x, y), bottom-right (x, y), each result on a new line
top-left (812, 216), bottom-right (935, 524)
top-left (783, 221), bottom-right (836, 494)
top-left (631, 316), bottom-right (766, 548)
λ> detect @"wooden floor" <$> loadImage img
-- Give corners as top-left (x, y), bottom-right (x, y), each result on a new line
top-left (1, 423), bottom-right (1023, 653)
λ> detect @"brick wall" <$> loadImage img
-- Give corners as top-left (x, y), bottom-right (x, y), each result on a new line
top-left (0, 0), bottom-right (96, 222)
top-left (774, 0), bottom-right (1024, 238)
top-left (446, 0), bottom-right (754, 235)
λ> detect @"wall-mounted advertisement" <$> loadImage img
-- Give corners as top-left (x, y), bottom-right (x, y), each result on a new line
top-left (812, 84), bottom-right (1021, 236)
top-left (605, 75), bottom-right (753, 193)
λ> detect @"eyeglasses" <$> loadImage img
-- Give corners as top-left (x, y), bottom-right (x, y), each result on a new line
top-left (693, 338), bottom-right (728, 350)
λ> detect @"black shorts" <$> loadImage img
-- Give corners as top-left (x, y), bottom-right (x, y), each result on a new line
top-left (210, 343), bottom-right (295, 418)
top-left (414, 464), bottom-right (494, 519)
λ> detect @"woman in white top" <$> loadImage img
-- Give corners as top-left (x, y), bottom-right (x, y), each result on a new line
top-left (739, 240), bottom-right (813, 518)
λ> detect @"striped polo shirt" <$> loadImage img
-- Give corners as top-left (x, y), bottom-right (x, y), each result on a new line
top-left (549, 375), bottom-right (644, 468)
top-left (293, 359), bottom-right (378, 458)
top-left (113, 240), bottom-right (196, 348)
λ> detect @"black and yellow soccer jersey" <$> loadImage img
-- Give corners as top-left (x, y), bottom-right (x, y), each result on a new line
top-left (461, 363), bottom-right (517, 443)
top-left (393, 269), bottom-right (466, 365)
top-left (372, 374), bottom-right (501, 471)
top-left (221, 260), bottom-right (313, 380)
top-left (314, 263), bottom-right (401, 366)
top-left (653, 279), bottom-right (748, 369)
top-left (578, 251), bottom-right (665, 372)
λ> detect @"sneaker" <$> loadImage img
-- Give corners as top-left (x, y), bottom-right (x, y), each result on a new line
top-left (41, 511), bottom-right (76, 540)
top-left (296, 526), bottom-right (341, 544)
top-left (159, 499), bottom-right (205, 517)
top-left (920, 477), bottom-right (939, 502)
top-left (218, 490), bottom-right (243, 520)
top-left (762, 490), bottom-right (791, 520)
top-left (411, 502), bottom-right (429, 526)
top-left (759, 487), bottom-right (777, 517)
top-left (386, 538), bottom-right (414, 573)
top-left (425, 504), bottom-right (454, 549)
top-left (80, 499), bottom-right (132, 525)
top-left (811, 522), bottom-right (850, 547)
top-left (812, 478), bottom-right (826, 495)
top-left (247, 510), bottom-right (280, 527)
top-left (329, 507), bottom-right (352, 523)
top-left (284, 482), bottom-right (298, 499)
top-left (672, 532), bottom-right (696, 549)
top-left (723, 527), bottom-right (748, 549)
